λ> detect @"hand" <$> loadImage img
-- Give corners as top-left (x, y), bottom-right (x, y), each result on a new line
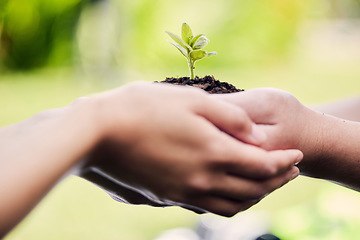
top-left (214, 88), bottom-right (360, 189)
top-left (214, 88), bottom-right (323, 171)
top-left (80, 83), bottom-right (303, 217)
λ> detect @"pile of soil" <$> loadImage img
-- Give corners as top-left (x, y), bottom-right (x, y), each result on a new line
top-left (159, 75), bottom-right (243, 94)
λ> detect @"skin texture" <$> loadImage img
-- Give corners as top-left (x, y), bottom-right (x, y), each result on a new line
top-left (215, 88), bottom-right (360, 191)
top-left (0, 102), bottom-right (101, 237)
top-left (0, 83), bottom-right (302, 237)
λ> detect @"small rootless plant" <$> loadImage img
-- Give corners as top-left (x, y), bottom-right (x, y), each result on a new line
top-left (165, 23), bottom-right (217, 80)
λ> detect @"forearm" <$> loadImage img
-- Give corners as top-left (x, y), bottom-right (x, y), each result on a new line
top-left (312, 97), bottom-right (360, 122)
top-left (302, 96), bottom-right (360, 189)
top-left (300, 112), bottom-right (360, 190)
top-left (0, 98), bottom-right (101, 236)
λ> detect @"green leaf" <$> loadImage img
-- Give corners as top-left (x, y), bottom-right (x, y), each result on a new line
top-left (181, 23), bottom-right (193, 44)
top-left (207, 51), bottom-right (217, 56)
top-left (190, 50), bottom-right (207, 61)
top-left (190, 34), bottom-right (204, 47)
top-left (193, 36), bottom-right (209, 50)
top-left (165, 31), bottom-right (191, 50)
top-left (167, 41), bottom-right (188, 59)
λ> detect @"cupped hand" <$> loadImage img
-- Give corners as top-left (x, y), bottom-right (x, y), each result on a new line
top-left (213, 88), bottom-right (324, 174)
top-left (80, 83), bottom-right (302, 217)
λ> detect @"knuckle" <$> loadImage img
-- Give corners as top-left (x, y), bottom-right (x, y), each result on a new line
top-left (261, 162), bottom-right (277, 177)
top-left (232, 109), bottom-right (251, 131)
top-left (202, 139), bottom-right (224, 163)
top-left (258, 88), bottom-right (296, 113)
top-left (186, 174), bottom-right (212, 193)
top-left (268, 89), bottom-right (297, 108)
top-left (191, 93), bottom-right (211, 109)
top-left (263, 88), bottom-right (291, 101)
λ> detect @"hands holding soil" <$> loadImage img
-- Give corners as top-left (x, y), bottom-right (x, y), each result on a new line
top-left (82, 83), bottom-right (360, 217)
top-left (79, 83), bottom-right (302, 217)
top-left (3, 81), bottom-right (360, 236)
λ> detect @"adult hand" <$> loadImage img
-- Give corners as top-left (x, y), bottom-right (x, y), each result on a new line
top-left (80, 83), bottom-right (303, 217)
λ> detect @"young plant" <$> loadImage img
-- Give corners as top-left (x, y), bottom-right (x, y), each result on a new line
top-left (165, 23), bottom-right (217, 80)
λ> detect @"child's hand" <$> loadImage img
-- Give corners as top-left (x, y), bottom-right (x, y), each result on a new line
top-left (214, 88), bottom-right (360, 190)
top-left (214, 88), bottom-right (320, 170)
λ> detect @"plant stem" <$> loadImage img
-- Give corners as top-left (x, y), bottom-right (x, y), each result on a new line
top-left (188, 59), bottom-right (195, 80)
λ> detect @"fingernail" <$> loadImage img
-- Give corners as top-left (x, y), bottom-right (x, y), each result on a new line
top-left (294, 153), bottom-right (303, 165)
top-left (251, 124), bottom-right (267, 143)
top-left (291, 169), bottom-right (300, 180)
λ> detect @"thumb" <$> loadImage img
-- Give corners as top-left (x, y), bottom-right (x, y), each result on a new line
top-left (212, 91), bottom-right (270, 124)
top-left (196, 97), bottom-right (267, 146)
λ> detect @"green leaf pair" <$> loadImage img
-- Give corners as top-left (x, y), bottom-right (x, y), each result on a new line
top-left (165, 23), bottom-right (217, 79)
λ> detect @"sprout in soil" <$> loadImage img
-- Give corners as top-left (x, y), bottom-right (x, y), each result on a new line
top-left (165, 23), bottom-right (217, 80)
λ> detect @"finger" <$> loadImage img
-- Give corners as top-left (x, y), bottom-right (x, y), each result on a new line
top-left (211, 166), bottom-right (300, 201)
top-left (213, 139), bottom-right (303, 179)
top-left (195, 96), bottom-right (267, 145)
top-left (229, 148), bottom-right (302, 179)
top-left (212, 90), bottom-right (276, 124)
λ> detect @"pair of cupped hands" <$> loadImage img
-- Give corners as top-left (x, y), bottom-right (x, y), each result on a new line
top-left (80, 82), bottom-right (315, 217)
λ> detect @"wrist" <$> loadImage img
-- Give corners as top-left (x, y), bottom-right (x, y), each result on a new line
top-left (294, 108), bottom-right (334, 175)
top-left (90, 86), bottom-right (137, 143)
top-left (299, 111), bottom-right (360, 183)
top-left (65, 96), bottom-right (105, 156)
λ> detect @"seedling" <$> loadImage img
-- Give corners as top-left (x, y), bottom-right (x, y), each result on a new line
top-left (165, 23), bottom-right (217, 80)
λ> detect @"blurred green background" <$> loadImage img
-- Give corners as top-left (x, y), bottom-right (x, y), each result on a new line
top-left (2, 0), bottom-right (360, 239)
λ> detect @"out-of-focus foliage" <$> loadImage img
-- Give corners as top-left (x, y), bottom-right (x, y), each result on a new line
top-left (271, 187), bottom-right (360, 240)
top-left (327, 0), bottom-right (360, 18)
top-left (82, 0), bottom-right (360, 76)
top-left (113, 0), bottom-right (308, 72)
top-left (1, 0), bottom-right (360, 73)
top-left (0, 0), bottom-right (83, 70)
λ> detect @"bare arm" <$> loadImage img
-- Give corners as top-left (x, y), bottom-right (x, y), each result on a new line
top-left (0, 100), bottom-right (101, 236)
top-left (0, 83), bottom-right (302, 236)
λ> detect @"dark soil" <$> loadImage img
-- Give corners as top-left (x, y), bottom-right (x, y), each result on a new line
top-left (159, 75), bottom-right (243, 94)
